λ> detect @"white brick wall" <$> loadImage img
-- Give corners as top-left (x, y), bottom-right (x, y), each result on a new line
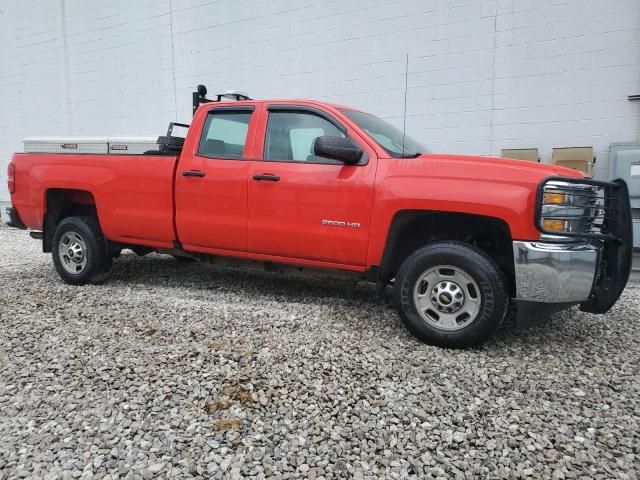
top-left (1, 0), bottom-right (639, 201)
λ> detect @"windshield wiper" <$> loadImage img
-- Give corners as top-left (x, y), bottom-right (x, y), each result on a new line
top-left (399, 152), bottom-right (422, 158)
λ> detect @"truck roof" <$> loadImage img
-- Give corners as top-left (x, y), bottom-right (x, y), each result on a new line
top-left (191, 85), bottom-right (359, 114)
top-left (196, 98), bottom-right (358, 112)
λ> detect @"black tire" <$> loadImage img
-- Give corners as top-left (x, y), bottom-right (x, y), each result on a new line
top-left (393, 241), bottom-right (509, 348)
top-left (51, 216), bottom-right (113, 285)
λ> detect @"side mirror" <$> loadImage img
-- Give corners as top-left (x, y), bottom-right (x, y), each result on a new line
top-left (313, 136), bottom-right (363, 164)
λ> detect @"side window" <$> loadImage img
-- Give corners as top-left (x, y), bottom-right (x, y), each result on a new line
top-left (264, 110), bottom-right (345, 162)
top-left (198, 110), bottom-right (252, 159)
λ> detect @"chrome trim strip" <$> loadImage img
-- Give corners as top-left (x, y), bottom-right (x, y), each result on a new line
top-left (513, 241), bottom-right (599, 303)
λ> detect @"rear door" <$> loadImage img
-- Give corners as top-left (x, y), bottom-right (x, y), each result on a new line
top-left (247, 105), bottom-right (377, 266)
top-left (175, 105), bottom-right (257, 252)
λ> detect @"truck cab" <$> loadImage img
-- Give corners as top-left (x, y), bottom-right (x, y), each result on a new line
top-left (175, 100), bottom-right (378, 267)
top-left (5, 87), bottom-right (633, 348)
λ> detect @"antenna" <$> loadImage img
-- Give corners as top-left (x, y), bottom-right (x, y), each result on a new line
top-left (401, 53), bottom-right (409, 157)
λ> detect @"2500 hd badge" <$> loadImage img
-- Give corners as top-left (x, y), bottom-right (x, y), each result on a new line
top-left (322, 219), bottom-right (361, 228)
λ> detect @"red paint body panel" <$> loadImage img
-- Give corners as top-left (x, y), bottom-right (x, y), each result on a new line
top-left (10, 153), bottom-right (177, 248)
top-left (246, 103), bottom-right (378, 266)
top-left (366, 154), bottom-right (584, 265)
top-left (174, 103), bottom-right (260, 252)
top-left (8, 98), bottom-right (585, 273)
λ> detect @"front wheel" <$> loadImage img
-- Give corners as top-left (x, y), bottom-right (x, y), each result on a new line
top-left (393, 241), bottom-right (509, 348)
top-left (52, 216), bottom-right (113, 285)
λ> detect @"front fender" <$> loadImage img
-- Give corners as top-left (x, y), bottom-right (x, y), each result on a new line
top-left (366, 176), bottom-right (538, 267)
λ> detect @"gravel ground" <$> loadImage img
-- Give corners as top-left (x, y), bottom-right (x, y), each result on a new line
top-left (0, 223), bottom-right (639, 480)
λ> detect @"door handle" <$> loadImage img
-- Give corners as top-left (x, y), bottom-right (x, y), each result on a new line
top-left (182, 170), bottom-right (206, 177)
top-left (252, 174), bottom-right (280, 182)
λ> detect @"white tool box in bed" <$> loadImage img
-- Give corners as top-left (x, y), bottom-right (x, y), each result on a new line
top-left (23, 136), bottom-right (160, 155)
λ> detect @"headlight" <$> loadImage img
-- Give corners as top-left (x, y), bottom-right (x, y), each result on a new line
top-left (537, 179), bottom-right (606, 238)
top-left (542, 191), bottom-right (566, 205)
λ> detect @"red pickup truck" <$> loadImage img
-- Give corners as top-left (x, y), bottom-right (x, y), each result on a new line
top-left (5, 87), bottom-right (633, 347)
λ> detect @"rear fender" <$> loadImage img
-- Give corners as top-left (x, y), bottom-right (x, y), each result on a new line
top-left (43, 189), bottom-right (98, 252)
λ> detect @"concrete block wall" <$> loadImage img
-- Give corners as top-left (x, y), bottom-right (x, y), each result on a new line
top-left (0, 0), bottom-right (638, 202)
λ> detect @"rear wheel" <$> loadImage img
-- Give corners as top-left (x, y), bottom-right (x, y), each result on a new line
top-left (52, 216), bottom-right (112, 285)
top-left (393, 241), bottom-right (508, 348)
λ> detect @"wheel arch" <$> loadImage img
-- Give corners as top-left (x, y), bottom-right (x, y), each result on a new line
top-left (43, 188), bottom-right (99, 252)
top-left (378, 210), bottom-right (515, 295)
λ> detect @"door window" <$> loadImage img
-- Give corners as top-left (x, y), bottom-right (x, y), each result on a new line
top-left (198, 110), bottom-right (252, 159)
top-left (264, 110), bottom-right (345, 163)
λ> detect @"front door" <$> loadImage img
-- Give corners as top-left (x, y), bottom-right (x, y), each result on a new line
top-left (248, 106), bottom-right (376, 266)
top-left (175, 106), bottom-right (256, 252)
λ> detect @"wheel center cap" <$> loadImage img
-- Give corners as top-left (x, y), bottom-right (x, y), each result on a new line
top-left (439, 293), bottom-right (452, 305)
top-left (68, 243), bottom-right (83, 260)
top-left (432, 281), bottom-right (464, 313)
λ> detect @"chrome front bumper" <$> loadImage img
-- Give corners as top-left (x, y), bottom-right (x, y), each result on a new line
top-left (513, 241), bottom-right (599, 303)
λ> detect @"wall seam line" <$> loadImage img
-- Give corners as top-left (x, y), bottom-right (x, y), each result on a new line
top-left (489, 0), bottom-right (498, 157)
top-left (169, 0), bottom-right (178, 120)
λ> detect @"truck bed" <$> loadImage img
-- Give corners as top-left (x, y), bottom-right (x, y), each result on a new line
top-left (10, 152), bottom-right (179, 248)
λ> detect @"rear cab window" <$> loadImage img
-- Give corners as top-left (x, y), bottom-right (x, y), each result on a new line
top-left (198, 109), bottom-right (253, 159)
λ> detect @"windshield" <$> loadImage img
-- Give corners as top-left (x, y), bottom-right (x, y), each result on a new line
top-left (339, 109), bottom-right (429, 158)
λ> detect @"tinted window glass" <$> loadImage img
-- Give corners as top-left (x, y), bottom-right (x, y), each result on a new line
top-left (198, 111), bottom-right (252, 158)
top-left (264, 111), bottom-right (344, 162)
